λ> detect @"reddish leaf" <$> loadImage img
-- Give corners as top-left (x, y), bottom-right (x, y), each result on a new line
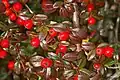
top-left (49, 23), bottom-right (68, 32)
top-left (82, 42), bottom-right (95, 51)
top-left (0, 3), bottom-right (6, 13)
top-left (59, 7), bottom-right (69, 18)
top-left (71, 28), bottom-right (88, 39)
top-left (62, 52), bottom-right (79, 61)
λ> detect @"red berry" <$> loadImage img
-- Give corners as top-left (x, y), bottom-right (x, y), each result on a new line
top-left (8, 61), bottom-right (15, 70)
top-left (5, 8), bottom-right (12, 16)
top-left (56, 45), bottom-right (67, 56)
top-left (93, 63), bottom-right (101, 70)
top-left (58, 31), bottom-right (69, 41)
top-left (59, 45), bottom-right (67, 54)
top-left (31, 37), bottom-right (40, 48)
top-left (0, 39), bottom-right (9, 48)
top-left (0, 50), bottom-right (7, 59)
top-left (88, 17), bottom-right (96, 25)
top-left (41, 58), bottom-right (53, 68)
top-left (12, 2), bottom-right (22, 12)
top-left (73, 74), bottom-right (78, 80)
top-left (103, 46), bottom-right (114, 58)
top-left (2, 0), bottom-right (8, 3)
top-left (2, 0), bottom-right (10, 8)
top-left (16, 17), bottom-right (24, 26)
top-left (49, 28), bottom-right (57, 37)
top-left (96, 47), bottom-right (103, 56)
top-left (24, 19), bottom-right (33, 29)
top-left (87, 3), bottom-right (94, 12)
top-left (9, 13), bottom-right (17, 21)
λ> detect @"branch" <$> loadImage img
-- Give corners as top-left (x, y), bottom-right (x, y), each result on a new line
top-left (114, 4), bottom-right (120, 42)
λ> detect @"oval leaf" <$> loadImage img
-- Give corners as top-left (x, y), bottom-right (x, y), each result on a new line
top-left (30, 56), bottom-right (44, 67)
top-left (33, 14), bottom-right (48, 21)
top-left (62, 52), bottom-right (78, 61)
top-left (86, 49), bottom-right (96, 61)
top-left (82, 42), bottom-right (95, 51)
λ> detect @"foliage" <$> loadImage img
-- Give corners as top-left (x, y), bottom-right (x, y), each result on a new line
top-left (0, 0), bottom-right (120, 80)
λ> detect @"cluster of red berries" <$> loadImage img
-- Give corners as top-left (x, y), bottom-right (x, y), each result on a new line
top-left (56, 44), bottom-right (67, 56)
top-left (37, 28), bottom-right (70, 68)
top-left (96, 46), bottom-right (114, 58)
top-left (87, 3), bottom-right (96, 25)
top-left (30, 28), bottom-right (70, 50)
top-left (49, 28), bottom-right (69, 56)
top-left (30, 37), bottom-right (53, 68)
top-left (49, 28), bottom-right (70, 41)
top-left (0, 39), bottom-right (9, 59)
top-left (0, 38), bottom-right (15, 70)
top-left (2, 0), bottom-right (33, 30)
top-left (93, 46), bottom-right (114, 70)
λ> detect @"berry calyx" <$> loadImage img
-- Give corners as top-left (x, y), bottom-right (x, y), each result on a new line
top-left (87, 3), bottom-right (94, 12)
top-left (103, 46), bottom-right (114, 58)
top-left (88, 17), bottom-right (96, 25)
top-left (5, 8), bottom-right (12, 16)
top-left (0, 39), bottom-right (9, 48)
top-left (0, 50), bottom-right (7, 59)
top-left (93, 63), bottom-right (101, 70)
top-left (49, 28), bottom-right (57, 37)
top-left (9, 13), bottom-right (17, 21)
top-left (41, 58), bottom-right (53, 68)
top-left (16, 17), bottom-right (24, 26)
top-left (31, 37), bottom-right (40, 48)
top-left (8, 61), bottom-right (15, 70)
top-left (58, 31), bottom-right (69, 41)
top-left (24, 19), bottom-right (33, 29)
top-left (12, 2), bottom-right (22, 12)
top-left (96, 47), bottom-right (103, 56)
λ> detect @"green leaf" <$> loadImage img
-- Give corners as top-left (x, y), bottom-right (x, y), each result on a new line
top-left (79, 68), bottom-right (91, 76)
top-left (104, 59), bottom-right (116, 67)
top-left (0, 21), bottom-right (8, 31)
top-left (21, 44), bottom-right (35, 56)
top-left (78, 57), bottom-right (86, 68)
top-left (20, 40), bottom-right (29, 47)
top-left (26, 44), bottom-right (34, 52)
top-left (38, 76), bottom-right (42, 80)
top-left (0, 73), bottom-right (8, 80)
top-left (48, 52), bottom-right (59, 60)
top-left (0, 68), bottom-right (8, 80)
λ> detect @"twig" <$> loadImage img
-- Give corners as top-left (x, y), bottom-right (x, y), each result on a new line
top-left (3, 31), bottom-right (8, 39)
top-left (114, 4), bottom-right (120, 42)
top-left (107, 66), bottom-right (120, 69)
